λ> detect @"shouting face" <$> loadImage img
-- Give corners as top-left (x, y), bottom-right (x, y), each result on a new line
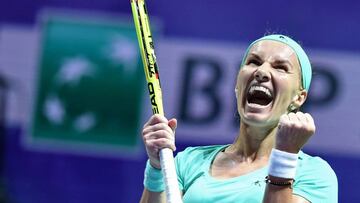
top-left (236, 40), bottom-right (307, 128)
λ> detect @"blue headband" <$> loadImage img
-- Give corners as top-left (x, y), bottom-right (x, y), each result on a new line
top-left (241, 34), bottom-right (312, 91)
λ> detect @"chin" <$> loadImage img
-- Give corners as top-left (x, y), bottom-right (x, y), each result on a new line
top-left (240, 112), bottom-right (275, 127)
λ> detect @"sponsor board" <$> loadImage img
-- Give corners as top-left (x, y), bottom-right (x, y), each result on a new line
top-left (157, 38), bottom-right (360, 157)
top-left (0, 12), bottom-right (146, 157)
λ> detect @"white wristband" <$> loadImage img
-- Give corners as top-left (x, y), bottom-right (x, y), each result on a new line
top-left (268, 148), bottom-right (298, 179)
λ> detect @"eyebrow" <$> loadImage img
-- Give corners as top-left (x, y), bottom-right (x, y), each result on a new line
top-left (247, 53), bottom-right (263, 61)
top-left (249, 52), bottom-right (294, 68)
top-left (271, 57), bottom-right (294, 69)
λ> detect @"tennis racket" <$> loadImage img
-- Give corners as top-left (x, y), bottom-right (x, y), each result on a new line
top-left (130, 1), bottom-right (182, 202)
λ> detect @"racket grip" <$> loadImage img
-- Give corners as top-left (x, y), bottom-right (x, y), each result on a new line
top-left (159, 148), bottom-right (182, 203)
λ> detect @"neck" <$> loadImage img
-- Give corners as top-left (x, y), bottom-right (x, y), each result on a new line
top-left (227, 122), bottom-right (277, 162)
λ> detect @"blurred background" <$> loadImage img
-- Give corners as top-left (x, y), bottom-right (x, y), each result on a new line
top-left (0, 0), bottom-right (359, 202)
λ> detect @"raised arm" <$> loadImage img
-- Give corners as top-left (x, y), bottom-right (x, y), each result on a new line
top-left (139, 114), bottom-right (179, 203)
top-left (263, 112), bottom-right (315, 203)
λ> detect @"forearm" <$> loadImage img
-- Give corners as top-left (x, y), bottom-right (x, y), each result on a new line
top-left (263, 148), bottom-right (309, 203)
top-left (262, 147), bottom-right (303, 203)
top-left (140, 189), bottom-right (166, 203)
top-left (140, 115), bottom-right (178, 202)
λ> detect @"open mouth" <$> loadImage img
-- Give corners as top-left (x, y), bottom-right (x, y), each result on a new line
top-left (246, 85), bottom-right (274, 106)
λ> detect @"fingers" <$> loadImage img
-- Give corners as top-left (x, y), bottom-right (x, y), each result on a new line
top-left (143, 122), bottom-right (174, 136)
top-left (279, 112), bottom-right (312, 129)
top-left (168, 118), bottom-right (177, 132)
top-left (276, 112), bottom-right (316, 153)
top-left (304, 113), bottom-right (315, 130)
top-left (145, 137), bottom-right (176, 152)
top-left (144, 114), bottom-right (168, 127)
top-left (297, 112), bottom-right (308, 124)
top-left (279, 114), bottom-right (288, 126)
top-left (144, 129), bottom-right (175, 141)
top-left (289, 112), bottom-right (303, 128)
top-left (142, 115), bottom-right (177, 152)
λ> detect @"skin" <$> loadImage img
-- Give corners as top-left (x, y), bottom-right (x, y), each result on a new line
top-left (140, 40), bottom-right (315, 203)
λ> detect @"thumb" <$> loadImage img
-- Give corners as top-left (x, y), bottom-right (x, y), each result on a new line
top-left (168, 118), bottom-right (177, 133)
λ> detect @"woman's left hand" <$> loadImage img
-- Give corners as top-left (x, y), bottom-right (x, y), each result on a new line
top-left (275, 112), bottom-right (316, 153)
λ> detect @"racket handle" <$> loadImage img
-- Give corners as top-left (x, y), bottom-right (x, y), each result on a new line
top-left (159, 148), bottom-right (182, 203)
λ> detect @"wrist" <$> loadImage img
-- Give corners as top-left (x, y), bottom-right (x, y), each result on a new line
top-left (268, 148), bottom-right (298, 179)
top-left (265, 175), bottom-right (294, 188)
top-left (275, 144), bottom-right (300, 154)
top-left (267, 175), bottom-right (294, 183)
top-left (149, 159), bottom-right (161, 170)
top-left (144, 160), bottom-right (165, 192)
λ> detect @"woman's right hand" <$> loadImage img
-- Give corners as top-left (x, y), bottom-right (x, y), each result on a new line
top-left (142, 114), bottom-right (177, 169)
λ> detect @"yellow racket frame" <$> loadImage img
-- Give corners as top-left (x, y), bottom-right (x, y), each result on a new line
top-left (131, 0), bottom-right (164, 116)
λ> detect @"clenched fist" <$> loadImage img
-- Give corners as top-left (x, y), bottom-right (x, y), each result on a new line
top-left (275, 112), bottom-right (316, 153)
top-left (142, 114), bottom-right (177, 169)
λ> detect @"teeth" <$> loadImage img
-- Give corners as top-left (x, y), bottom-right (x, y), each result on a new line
top-left (249, 85), bottom-right (272, 97)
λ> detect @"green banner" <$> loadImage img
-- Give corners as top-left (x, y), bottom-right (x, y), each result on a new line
top-left (31, 13), bottom-right (145, 153)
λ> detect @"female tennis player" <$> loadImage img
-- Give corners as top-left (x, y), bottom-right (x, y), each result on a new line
top-left (140, 34), bottom-right (338, 203)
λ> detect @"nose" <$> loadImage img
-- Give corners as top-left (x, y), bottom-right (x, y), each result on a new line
top-left (254, 66), bottom-right (270, 82)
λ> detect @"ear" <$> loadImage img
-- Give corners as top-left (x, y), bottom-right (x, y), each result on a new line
top-left (291, 89), bottom-right (308, 109)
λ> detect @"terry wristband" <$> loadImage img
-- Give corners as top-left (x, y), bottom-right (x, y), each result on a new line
top-left (268, 148), bottom-right (298, 179)
top-left (143, 160), bottom-right (165, 192)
